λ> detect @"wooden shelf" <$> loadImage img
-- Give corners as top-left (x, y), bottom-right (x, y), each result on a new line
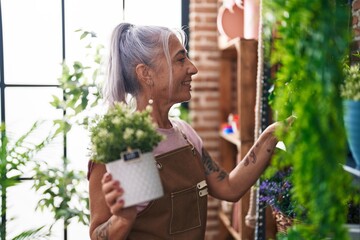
top-left (219, 132), bottom-right (240, 148)
top-left (218, 37), bottom-right (258, 240)
top-left (218, 36), bottom-right (240, 57)
top-left (218, 210), bottom-right (240, 240)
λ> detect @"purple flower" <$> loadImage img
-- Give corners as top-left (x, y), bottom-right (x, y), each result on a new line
top-left (259, 167), bottom-right (296, 218)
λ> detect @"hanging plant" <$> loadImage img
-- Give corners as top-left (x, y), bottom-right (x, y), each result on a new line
top-left (264, 0), bottom-right (353, 239)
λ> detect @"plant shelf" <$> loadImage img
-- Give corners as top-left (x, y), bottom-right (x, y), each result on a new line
top-left (219, 131), bottom-right (240, 148)
top-left (218, 210), bottom-right (240, 239)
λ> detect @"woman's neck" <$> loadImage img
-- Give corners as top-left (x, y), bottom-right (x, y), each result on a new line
top-left (136, 99), bottom-right (173, 129)
top-left (151, 105), bottom-right (172, 129)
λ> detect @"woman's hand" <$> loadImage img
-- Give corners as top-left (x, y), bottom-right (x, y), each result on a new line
top-left (205, 115), bottom-right (296, 201)
top-left (264, 115), bottom-right (296, 136)
top-left (89, 164), bottom-right (136, 240)
top-left (101, 172), bottom-right (137, 217)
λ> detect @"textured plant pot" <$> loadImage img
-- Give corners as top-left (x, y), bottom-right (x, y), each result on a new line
top-left (106, 151), bottom-right (164, 208)
top-left (343, 100), bottom-right (360, 170)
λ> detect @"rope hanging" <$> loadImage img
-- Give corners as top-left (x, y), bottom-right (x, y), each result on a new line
top-left (245, 0), bottom-right (264, 230)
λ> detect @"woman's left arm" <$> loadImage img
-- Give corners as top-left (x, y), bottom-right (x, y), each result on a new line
top-left (204, 118), bottom-right (293, 202)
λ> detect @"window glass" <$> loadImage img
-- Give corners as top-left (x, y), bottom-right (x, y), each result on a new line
top-left (2, 0), bottom-right (62, 85)
top-left (64, 0), bottom-right (124, 63)
top-left (2, 1), bottom-right (183, 239)
top-left (7, 181), bottom-right (63, 240)
top-left (5, 87), bottom-right (63, 177)
top-left (125, 0), bottom-right (182, 28)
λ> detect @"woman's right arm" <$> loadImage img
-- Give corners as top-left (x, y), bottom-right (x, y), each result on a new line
top-left (89, 163), bottom-right (137, 240)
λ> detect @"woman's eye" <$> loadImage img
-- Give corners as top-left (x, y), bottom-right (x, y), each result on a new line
top-left (179, 58), bottom-right (186, 63)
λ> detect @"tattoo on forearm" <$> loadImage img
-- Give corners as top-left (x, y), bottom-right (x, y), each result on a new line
top-left (96, 219), bottom-right (112, 240)
top-left (243, 149), bottom-right (257, 166)
top-left (202, 148), bottom-right (228, 181)
top-left (217, 170), bottom-right (227, 181)
top-left (244, 158), bottom-right (250, 166)
top-left (249, 150), bottom-right (256, 164)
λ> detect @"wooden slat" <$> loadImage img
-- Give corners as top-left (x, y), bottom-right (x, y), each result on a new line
top-left (219, 132), bottom-right (240, 148)
top-left (219, 57), bottom-right (234, 123)
top-left (219, 210), bottom-right (241, 239)
top-left (219, 137), bottom-right (237, 173)
top-left (237, 39), bottom-right (257, 145)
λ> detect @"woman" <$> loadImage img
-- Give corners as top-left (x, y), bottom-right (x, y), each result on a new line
top-left (88, 22), bottom-right (291, 240)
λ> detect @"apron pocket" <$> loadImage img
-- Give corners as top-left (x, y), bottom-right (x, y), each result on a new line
top-left (170, 186), bottom-right (201, 234)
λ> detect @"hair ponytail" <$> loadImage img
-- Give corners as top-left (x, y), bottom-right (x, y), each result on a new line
top-left (103, 22), bottom-right (187, 107)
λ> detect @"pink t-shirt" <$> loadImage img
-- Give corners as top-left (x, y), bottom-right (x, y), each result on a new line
top-left (153, 118), bottom-right (203, 157)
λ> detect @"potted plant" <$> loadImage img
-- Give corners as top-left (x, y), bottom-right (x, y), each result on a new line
top-left (88, 102), bottom-right (165, 207)
top-left (341, 52), bottom-right (360, 170)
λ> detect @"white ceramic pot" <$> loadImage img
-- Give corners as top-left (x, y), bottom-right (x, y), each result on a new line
top-left (105, 151), bottom-right (164, 208)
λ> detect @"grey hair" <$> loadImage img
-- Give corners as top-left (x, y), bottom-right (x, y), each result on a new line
top-left (102, 22), bottom-right (187, 106)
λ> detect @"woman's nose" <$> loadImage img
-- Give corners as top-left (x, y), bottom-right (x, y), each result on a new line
top-left (188, 60), bottom-right (198, 75)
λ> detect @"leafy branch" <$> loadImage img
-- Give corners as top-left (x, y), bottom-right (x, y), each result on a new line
top-left (32, 29), bottom-right (104, 229)
top-left (264, 0), bottom-right (353, 239)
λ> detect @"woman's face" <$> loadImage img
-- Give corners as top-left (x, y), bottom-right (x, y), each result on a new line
top-left (152, 35), bottom-right (198, 106)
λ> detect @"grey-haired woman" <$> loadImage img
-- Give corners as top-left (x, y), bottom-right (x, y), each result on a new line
top-left (88, 22), bottom-right (293, 240)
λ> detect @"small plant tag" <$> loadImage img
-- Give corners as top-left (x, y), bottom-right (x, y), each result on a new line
top-left (122, 149), bottom-right (141, 162)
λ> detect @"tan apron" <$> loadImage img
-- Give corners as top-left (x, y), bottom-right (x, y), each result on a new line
top-left (127, 144), bottom-right (208, 240)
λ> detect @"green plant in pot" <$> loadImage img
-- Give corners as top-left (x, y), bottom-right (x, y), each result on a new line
top-left (341, 52), bottom-right (360, 170)
top-left (88, 102), bottom-right (165, 207)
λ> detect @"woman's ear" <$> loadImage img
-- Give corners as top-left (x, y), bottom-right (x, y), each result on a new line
top-left (136, 63), bottom-right (153, 86)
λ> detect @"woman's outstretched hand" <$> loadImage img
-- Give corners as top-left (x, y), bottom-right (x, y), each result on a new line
top-left (265, 115), bottom-right (296, 136)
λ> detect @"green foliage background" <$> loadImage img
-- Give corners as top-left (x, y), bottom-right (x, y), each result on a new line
top-left (264, 0), bottom-right (353, 239)
top-left (1, 30), bottom-right (103, 239)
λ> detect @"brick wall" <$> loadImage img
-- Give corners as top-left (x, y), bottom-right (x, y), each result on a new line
top-left (188, 0), bottom-right (222, 239)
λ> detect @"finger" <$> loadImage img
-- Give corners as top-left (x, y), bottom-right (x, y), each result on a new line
top-left (101, 172), bottom-right (112, 184)
top-left (287, 115), bottom-right (296, 126)
top-left (102, 179), bottom-right (120, 195)
top-left (105, 187), bottom-right (124, 205)
top-left (110, 199), bottom-right (127, 215)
